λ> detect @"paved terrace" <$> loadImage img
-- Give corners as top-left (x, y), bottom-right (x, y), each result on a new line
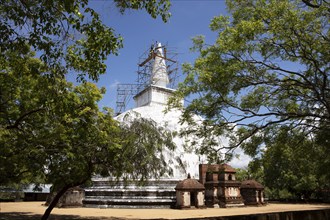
top-left (1, 202), bottom-right (330, 220)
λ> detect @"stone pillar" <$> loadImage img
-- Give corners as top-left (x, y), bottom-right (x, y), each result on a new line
top-left (176, 191), bottom-right (184, 208)
top-left (205, 185), bottom-right (219, 207)
top-left (183, 192), bottom-right (190, 207)
top-left (256, 190), bottom-right (259, 203)
top-left (196, 191), bottom-right (205, 207)
top-left (260, 191), bottom-right (264, 203)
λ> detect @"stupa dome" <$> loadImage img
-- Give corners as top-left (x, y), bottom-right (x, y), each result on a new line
top-left (115, 104), bottom-right (204, 179)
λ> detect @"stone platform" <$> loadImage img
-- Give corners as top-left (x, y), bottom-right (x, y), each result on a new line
top-left (83, 178), bottom-right (178, 208)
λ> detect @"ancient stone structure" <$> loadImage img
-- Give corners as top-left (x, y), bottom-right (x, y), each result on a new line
top-left (200, 164), bottom-right (244, 208)
top-left (84, 178), bottom-right (176, 208)
top-left (240, 180), bottom-right (265, 206)
top-left (200, 164), bottom-right (220, 207)
top-left (218, 164), bottom-right (244, 208)
top-left (175, 174), bottom-right (205, 209)
top-left (60, 187), bottom-right (85, 207)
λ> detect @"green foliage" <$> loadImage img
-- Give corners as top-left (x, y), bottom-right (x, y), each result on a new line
top-left (1, 49), bottom-right (176, 185)
top-left (169, 0), bottom-right (330, 166)
top-left (246, 159), bottom-right (265, 184)
top-left (114, 0), bottom-right (171, 22)
top-left (115, 112), bottom-right (176, 182)
top-left (234, 168), bottom-right (249, 182)
top-left (1, 48), bottom-right (50, 185)
top-left (245, 126), bottom-right (329, 200)
top-left (0, 191), bottom-right (24, 201)
top-left (263, 128), bottom-right (318, 199)
top-left (2, 48), bottom-right (109, 186)
top-left (0, 0), bottom-right (171, 81)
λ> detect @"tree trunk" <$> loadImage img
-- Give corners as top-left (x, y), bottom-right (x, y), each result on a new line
top-left (41, 185), bottom-right (72, 220)
top-left (41, 177), bottom-right (89, 220)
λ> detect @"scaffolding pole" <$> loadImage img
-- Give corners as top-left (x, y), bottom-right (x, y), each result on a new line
top-left (115, 84), bottom-right (139, 115)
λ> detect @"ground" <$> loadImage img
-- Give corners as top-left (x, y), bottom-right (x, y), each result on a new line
top-left (1, 202), bottom-right (330, 220)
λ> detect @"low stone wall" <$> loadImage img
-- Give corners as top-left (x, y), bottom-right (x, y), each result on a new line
top-left (24, 192), bottom-right (49, 201)
top-left (166, 209), bottom-right (330, 220)
top-left (58, 187), bottom-right (84, 207)
top-left (46, 187), bottom-right (84, 207)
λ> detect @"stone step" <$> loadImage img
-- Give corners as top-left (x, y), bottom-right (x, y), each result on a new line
top-left (84, 190), bottom-right (175, 199)
top-left (84, 189), bottom-right (175, 193)
top-left (86, 186), bottom-right (176, 190)
top-left (84, 198), bottom-right (174, 202)
top-left (85, 195), bottom-right (175, 200)
top-left (85, 194), bottom-right (175, 199)
top-left (83, 178), bottom-right (178, 208)
top-left (91, 179), bottom-right (179, 188)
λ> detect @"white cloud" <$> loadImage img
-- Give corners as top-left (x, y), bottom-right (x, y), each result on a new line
top-left (229, 147), bottom-right (252, 169)
top-left (109, 80), bottom-right (120, 90)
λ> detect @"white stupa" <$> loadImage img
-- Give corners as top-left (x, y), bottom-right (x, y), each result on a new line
top-left (115, 42), bottom-right (204, 179)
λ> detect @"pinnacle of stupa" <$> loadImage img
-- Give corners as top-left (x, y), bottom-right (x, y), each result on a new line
top-left (151, 42), bottom-right (169, 87)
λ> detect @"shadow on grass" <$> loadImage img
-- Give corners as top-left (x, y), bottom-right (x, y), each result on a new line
top-left (0, 212), bottom-right (126, 220)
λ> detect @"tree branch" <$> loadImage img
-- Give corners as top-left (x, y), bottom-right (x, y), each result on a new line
top-left (6, 108), bottom-right (45, 129)
top-left (302, 0), bottom-right (322, 8)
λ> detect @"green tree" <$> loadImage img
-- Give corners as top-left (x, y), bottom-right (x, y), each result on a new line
top-left (116, 113), bottom-right (176, 181)
top-left (0, 49), bottom-right (176, 220)
top-left (0, 0), bottom-right (171, 81)
top-left (254, 126), bottom-right (329, 200)
top-left (169, 0), bottom-right (329, 162)
top-left (235, 161), bottom-right (264, 184)
top-left (1, 2), bottom-right (172, 219)
top-left (234, 168), bottom-right (249, 182)
top-left (235, 127), bottom-right (329, 201)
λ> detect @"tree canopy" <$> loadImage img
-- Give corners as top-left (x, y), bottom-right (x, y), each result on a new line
top-left (1, 0), bottom-right (173, 185)
top-left (0, 0), bottom-right (171, 81)
top-left (261, 126), bottom-right (329, 199)
top-left (236, 125), bottom-right (330, 200)
top-left (170, 0), bottom-right (330, 161)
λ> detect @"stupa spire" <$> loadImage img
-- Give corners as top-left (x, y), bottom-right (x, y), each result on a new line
top-left (151, 42), bottom-right (169, 87)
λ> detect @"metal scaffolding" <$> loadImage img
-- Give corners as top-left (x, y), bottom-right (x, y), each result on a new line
top-left (115, 42), bottom-right (179, 115)
top-left (115, 84), bottom-right (139, 115)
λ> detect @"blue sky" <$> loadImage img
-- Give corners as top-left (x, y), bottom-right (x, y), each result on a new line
top-left (89, 0), bottom-right (228, 110)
